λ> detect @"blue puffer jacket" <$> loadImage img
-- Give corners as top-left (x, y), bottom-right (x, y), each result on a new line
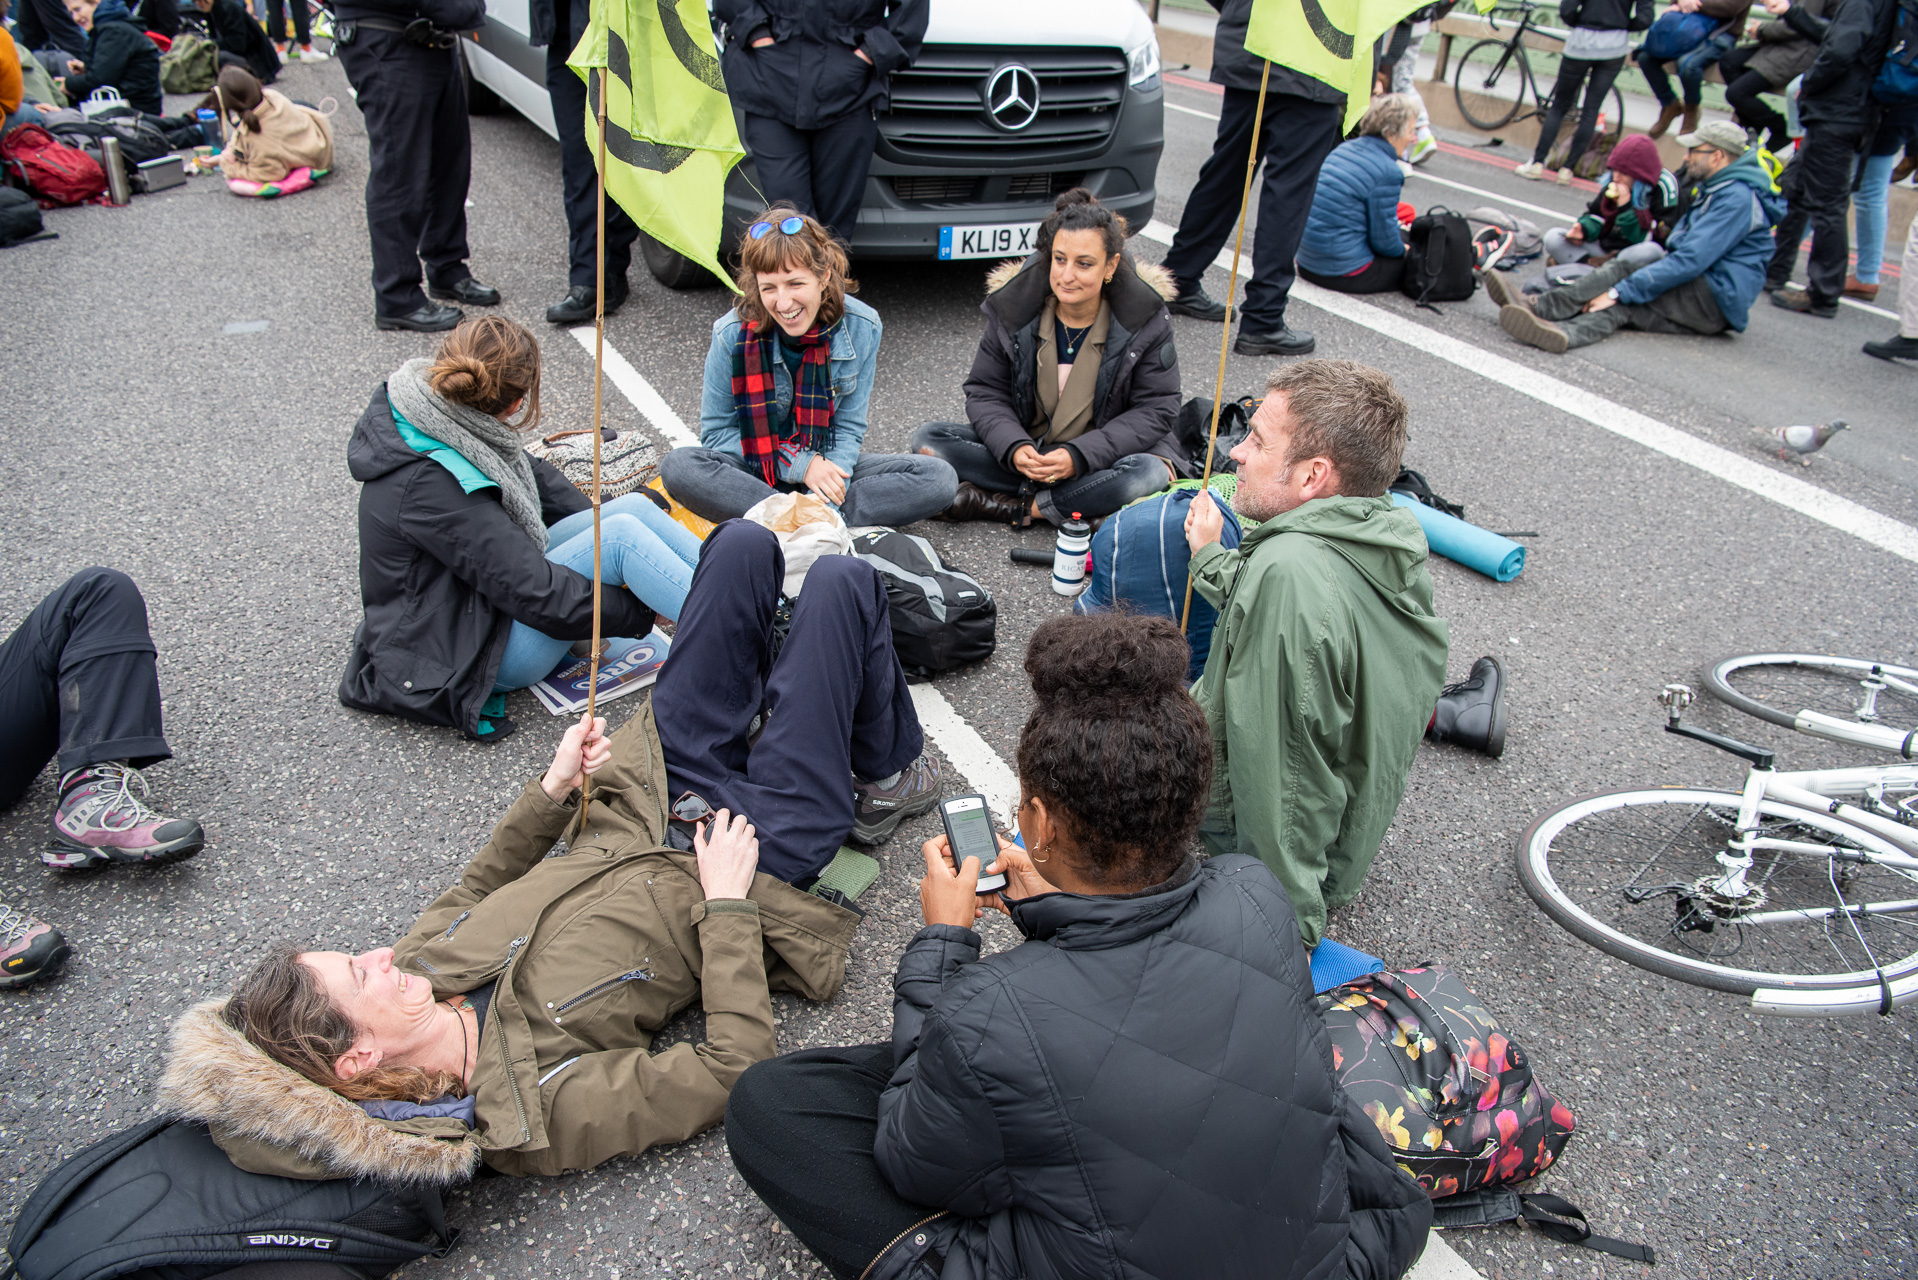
top-left (1296, 136), bottom-right (1406, 277)
top-left (1613, 150), bottom-right (1785, 331)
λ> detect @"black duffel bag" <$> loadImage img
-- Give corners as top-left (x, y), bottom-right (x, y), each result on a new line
top-left (4, 1117), bottom-right (459, 1280)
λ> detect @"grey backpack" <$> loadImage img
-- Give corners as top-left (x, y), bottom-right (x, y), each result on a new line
top-left (851, 529), bottom-right (996, 676)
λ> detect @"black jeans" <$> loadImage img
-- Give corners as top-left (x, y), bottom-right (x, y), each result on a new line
top-left (738, 108), bottom-right (880, 245)
top-left (265, 0), bottom-right (308, 45)
top-left (548, 0), bottom-right (639, 292)
top-left (1298, 253), bottom-right (1405, 294)
top-left (1768, 123), bottom-right (1865, 306)
top-left (908, 421), bottom-right (1175, 524)
top-left (1162, 87), bottom-right (1344, 331)
top-left (1, 569), bottom-right (169, 810)
top-left (1533, 55), bottom-right (1624, 166)
top-left (726, 1044), bottom-right (940, 1280)
top-left (335, 29), bottom-right (473, 316)
top-left (1719, 46), bottom-right (1789, 145)
top-left (651, 522), bottom-right (922, 883)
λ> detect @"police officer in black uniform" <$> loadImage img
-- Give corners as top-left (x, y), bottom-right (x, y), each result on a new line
top-left (533, 0), bottom-right (641, 324)
top-left (333, 0), bottom-right (500, 331)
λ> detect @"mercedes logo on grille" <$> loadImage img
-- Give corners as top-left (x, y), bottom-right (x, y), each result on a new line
top-left (984, 64), bottom-right (1041, 132)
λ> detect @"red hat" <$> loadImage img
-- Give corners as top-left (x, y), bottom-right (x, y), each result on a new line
top-left (1606, 134), bottom-right (1663, 186)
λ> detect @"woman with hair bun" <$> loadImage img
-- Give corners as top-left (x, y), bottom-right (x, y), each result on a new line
top-left (341, 316), bottom-right (702, 741)
top-left (659, 207), bottom-right (958, 526)
top-left (726, 611), bottom-right (1433, 1280)
top-left (912, 188), bottom-right (1186, 528)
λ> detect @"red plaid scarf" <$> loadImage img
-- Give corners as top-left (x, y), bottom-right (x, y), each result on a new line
top-left (731, 320), bottom-right (836, 486)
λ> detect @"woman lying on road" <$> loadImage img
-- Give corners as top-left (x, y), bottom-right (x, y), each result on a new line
top-left (659, 208), bottom-right (957, 527)
top-left (162, 518), bottom-right (941, 1178)
top-left (912, 188), bottom-right (1186, 528)
top-left (340, 316), bottom-right (702, 741)
top-left (727, 612), bottom-right (1432, 1280)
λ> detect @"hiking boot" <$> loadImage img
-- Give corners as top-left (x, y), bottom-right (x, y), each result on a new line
top-left (1234, 325), bottom-right (1316, 356)
top-left (1429, 655), bottom-right (1509, 758)
top-left (45, 762), bottom-right (205, 870)
top-left (1500, 304), bottom-right (1569, 353)
top-left (1647, 100), bottom-right (1683, 139)
top-left (0, 903), bottom-right (69, 990)
top-left (1772, 287), bottom-right (1837, 318)
top-left (1864, 334), bottom-right (1918, 362)
top-left (1514, 161), bottom-right (1545, 179)
top-left (850, 753), bottom-right (942, 846)
top-left (1479, 268), bottom-right (1525, 310)
top-left (1168, 286), bottom-right (1230, 322)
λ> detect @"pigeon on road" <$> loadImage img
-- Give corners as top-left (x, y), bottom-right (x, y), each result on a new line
top-left (1758, 419), bottom-right (1848, 465)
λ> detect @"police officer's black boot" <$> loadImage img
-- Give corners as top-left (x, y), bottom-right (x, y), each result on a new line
top-left (1428, 655), bottom-right (1508, 758)
top-left (546, 283), bottom-right (628, 326)
top-left (375, 302), bottom-right (464, 333)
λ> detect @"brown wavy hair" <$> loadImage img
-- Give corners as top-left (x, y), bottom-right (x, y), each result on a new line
top-left (1016, 613), bottom-right (1212, 889)
top-left (205, 66), bottom-right (265, 133)
top-left (731, 206), bottom-right (856, 331)
top-left (428, 316), bottom-right (543, 430)
top-left (222, 943), bottom-right (463, 1104)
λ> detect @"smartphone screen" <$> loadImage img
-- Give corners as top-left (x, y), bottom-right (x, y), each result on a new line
top-left (942, 796), bottom-right (1007, 894)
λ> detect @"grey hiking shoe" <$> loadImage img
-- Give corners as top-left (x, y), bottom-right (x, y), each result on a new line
top-left (1429, 655), bottom-right (1509, 758)
top-left (850, 753), bottom-right (942, 845)
top-left (45, 762), bottom-right (205, 870)
top-left (1, 903), bottom-right (70, 990)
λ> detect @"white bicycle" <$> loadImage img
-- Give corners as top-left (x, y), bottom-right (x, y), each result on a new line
top-left (1519, 654), bottom-right (1918, 1018)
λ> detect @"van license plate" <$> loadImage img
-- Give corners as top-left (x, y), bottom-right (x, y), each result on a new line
top-left (939, 222), bottom-right (1040, 260)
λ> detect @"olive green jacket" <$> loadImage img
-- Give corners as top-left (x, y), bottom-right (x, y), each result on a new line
top-left (1188, 496), bottom-right (1449, 947)
top-left (159, 698), bottom-right (860, 1182)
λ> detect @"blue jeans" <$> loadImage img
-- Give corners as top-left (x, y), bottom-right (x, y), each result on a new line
top-left (909, 421), bottom-right (1177, 525)
top-left (492, 493), bottom-right (703, 692)
top-left (1635, 32), bottom-right (1735, 108)
top-left (1855, 152), bottom-right (1897, 284)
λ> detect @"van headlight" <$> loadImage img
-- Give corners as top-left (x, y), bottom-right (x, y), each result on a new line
top-left (1126, 38), bottom-right (1160, 88)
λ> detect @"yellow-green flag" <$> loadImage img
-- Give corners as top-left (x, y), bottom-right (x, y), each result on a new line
top-left (568, 0), bottom-right (744, 288)
top-left (1245, 0), bottom-right (1434, 131)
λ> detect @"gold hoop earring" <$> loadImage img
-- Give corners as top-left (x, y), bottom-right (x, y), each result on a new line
top-left (1103, 275), bottom-right (1114, 284)
top-left (1029, 842), bottom-right (1048, 863)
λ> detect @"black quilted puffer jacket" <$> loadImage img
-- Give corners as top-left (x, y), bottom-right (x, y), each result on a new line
top-left (869, 854), bottom-right (1433, 1280)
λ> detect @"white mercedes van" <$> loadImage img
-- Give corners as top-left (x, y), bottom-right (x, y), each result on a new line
top-left (461, 0), bottom-right (1164, 285)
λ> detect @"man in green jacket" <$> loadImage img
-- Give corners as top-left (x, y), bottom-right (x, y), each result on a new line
top-left (1183, 360), bottom-right (1465, 947)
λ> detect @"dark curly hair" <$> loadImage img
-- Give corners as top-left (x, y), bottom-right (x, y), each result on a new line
top-left (1035, 187), bottom-right (1128, 261)
top-left (1016, 613), bottom-right (1212, 888)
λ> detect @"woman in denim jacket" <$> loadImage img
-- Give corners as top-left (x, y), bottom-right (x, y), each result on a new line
top-left (659, 209), bottom-right (957, 527)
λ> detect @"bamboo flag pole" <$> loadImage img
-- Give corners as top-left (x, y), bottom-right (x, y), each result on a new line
top-left (581, 72), bottom-right (610, 813)
top-left (1179, 58), bottom-right (1272, 635)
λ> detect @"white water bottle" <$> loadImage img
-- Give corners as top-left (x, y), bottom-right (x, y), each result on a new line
top-left (1051, 513), bottom-right (1091, 596)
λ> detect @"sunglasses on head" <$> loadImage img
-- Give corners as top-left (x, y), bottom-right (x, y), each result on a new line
top-left (749, 216), bottom-right (807, 240)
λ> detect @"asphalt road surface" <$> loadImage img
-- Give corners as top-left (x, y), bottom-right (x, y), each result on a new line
top-left (3, 57), bottom-right (1916, 1280)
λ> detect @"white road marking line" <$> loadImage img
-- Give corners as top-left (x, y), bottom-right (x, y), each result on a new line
top-left (909, 684), bottom-right (1020, 828)
top-left (1167, 101), bottom-right (1222, 121)
top-left (1405, 168), bottom-right (1580, 222)
top-left (907, 686), bottom-right (1485, 1280)
top-left (568, 328), bottom-right (700, 447)
top-left (1139, 218), bottom-right (1918, 565)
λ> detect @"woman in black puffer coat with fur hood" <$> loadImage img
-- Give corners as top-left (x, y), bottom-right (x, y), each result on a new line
top-left (912, 189), bottom-right (1186, 529)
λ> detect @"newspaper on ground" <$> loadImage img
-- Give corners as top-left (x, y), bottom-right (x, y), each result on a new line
top-left (531, 630), bottom-right (671, 716)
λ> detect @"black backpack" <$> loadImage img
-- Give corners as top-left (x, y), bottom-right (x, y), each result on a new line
top-left (0, 188), bottom-right (53, 249)
top-left (4, 1118), bottom-right (460, 1280)
top-left (1401, 206), bottom-right (1478, 310)
top-left (44, 112), bottom-right (174, 168)
top-left (850, 529), bottom-right (996, 676)
top-left (1174, 395), bottom-right (1257, 474)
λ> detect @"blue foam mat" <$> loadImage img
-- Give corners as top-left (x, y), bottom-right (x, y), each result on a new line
top-left (1390, 491), bottom-right (1526, 582)
top-left (1311, 938), bottom-right (1385, 994)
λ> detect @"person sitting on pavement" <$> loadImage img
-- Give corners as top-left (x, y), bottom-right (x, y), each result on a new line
top-left (660, 208), bottom-right (957, 528)
top-left (1767, 0), bottom-right (1900, 319)
top-left (53, 0), bottom-right (161, 115)
top-left (207, 64), bottom-right (333, 187)
top-left (911, 188), bottom-right (1184, 528)
top-left (1863, 205), bottom-right (1918, 361)
top-left (340, 316), bottom-right (702, 743)
top-left (2, 569), bottom-right (206, 991)
top-left (10, 0), bottom-right (87, 64)
top-left (1490, 120), bottom-right (1784, 353)
top-left (724, 611), bottom-right (1434, 1280)
top-left (1294, 93), bottom-right (1418, 296)
top-left (190, 0), bottom-right (278, 82)
top-left (1180, 361), bottom-right (1460, 948)
top-left (156, 707), bottom-right (865, 1182)
top-left (1543, 133), bottom-right (1680, 269)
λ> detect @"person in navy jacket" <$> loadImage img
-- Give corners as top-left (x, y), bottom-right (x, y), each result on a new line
top-left (1295, 95), bottom-right (1419, 295)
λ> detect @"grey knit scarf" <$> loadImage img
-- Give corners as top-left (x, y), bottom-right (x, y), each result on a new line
top-left (386, 358), bottom-right (546, 549)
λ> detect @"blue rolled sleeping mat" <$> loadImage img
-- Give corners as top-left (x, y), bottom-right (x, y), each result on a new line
top-left (1389, 491), bottom-right (1526, 582)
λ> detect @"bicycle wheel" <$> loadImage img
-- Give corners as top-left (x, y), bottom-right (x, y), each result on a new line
top-left (1519, 787), bottom-right (1918, 994)
top-left (1707, 653), bottom-right (1918, 734)
top-left (1454, 38), bottom-right (1528, 130)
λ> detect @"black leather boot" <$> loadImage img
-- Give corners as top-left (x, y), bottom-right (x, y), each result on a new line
top-left (937, 481), bottom-right (1033, 527)
top-left (1429, 655), bottom-right (1508, 758)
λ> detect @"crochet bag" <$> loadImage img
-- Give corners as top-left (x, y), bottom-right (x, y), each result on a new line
top-left (1314, 964), bottom-right (1574, 1199)
top-left (523, 428), bottom-right (659, 499)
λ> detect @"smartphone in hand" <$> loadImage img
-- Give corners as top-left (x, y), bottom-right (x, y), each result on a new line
top-left (939, 794), bottom-right (1008, 894)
